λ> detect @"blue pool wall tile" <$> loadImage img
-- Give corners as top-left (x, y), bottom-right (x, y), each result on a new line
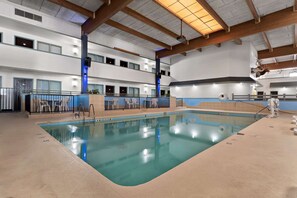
top-left (180, 98), bottom-right (297, 111)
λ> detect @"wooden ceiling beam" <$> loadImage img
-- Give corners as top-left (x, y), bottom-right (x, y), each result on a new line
top-left (261, 32), bottom-right (273, 52)
top-left (48, 0), bottom-right (93, 18)
top-left (258, 44), bottom-right (297, 59)
top-left (195, 0), bottom-right (229, 32)
top-left (264, 60), bottom-right (297, 70)
top-left (245, 0), bottom-right (260, 23)
top-left (105, 20), bottom-right (172, 50)
top-left (82, 0), bottom-right (133, 34)
top-left (294, 24), bottom-right (297, 47)
top-left (215, 43), bottom-right (221, 47)
top-left (156, 7), bottom-right (297, 58)
top-left (121, 7), bottom-right (179, 39)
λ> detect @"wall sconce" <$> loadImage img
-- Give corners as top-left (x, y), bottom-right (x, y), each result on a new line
top-left (73, 45), bottom-right (79, 55)
top-left (72, 79), bottom-right (78, 87)
top-left (144, 63), bottom-right (148, 70)
top-left (144, 85), bottom-right (148, 93)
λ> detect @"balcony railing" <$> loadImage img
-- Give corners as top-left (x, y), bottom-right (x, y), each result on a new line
top-left (25, 94), bottom-right (75, 114)
top-left (232, 94), bottom-right (297, 101)
top-left (104, 96), bottom-right (170, 110)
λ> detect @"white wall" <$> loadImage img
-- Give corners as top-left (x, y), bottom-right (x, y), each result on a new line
top-left (170, 82), bottom-right (252, 99)
top-left (256, 77), bottom-right (297, 95)
top-left (0, 68), bottom-right (169, 95)
top-left (0, 43), bottom-right (171, 87)
top-left (170, 42), bottom-right (253, 81)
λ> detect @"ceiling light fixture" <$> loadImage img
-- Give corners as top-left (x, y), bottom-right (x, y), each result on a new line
top-left (155, 0), bottom-right (223, 35)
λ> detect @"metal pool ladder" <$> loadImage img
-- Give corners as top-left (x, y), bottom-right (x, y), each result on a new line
top-left (77, 104), bottom-right (85, 121)
top-left (254, 106), bottom-right (268, 118)
top-left (88, 104), bottom-right (96, 121)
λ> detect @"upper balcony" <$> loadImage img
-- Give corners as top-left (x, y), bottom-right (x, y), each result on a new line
top-left (0, 43), bottom-right (171, 86)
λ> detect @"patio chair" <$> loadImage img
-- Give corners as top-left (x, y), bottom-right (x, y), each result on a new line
top-left (111, 98), bottom-right (119, 110)
top-left (125, 98), bottom-right (133, 109)
top-left (39, 100), bottom-right (51, 113)
top-left (151, 98), bottom-right (158, 108)
top-left (131, 98), bottom-right (138, 108)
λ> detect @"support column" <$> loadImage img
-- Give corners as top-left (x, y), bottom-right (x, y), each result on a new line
top-left (155, 58), bottom-right (161, 97)
top-left (81, 34), bottom-right (88, 94)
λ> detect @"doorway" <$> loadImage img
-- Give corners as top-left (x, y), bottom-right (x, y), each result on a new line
top-left (13, 78), bottom-right (33, 111)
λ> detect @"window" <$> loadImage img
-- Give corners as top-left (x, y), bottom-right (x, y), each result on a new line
top-left (167, 90), bottom-right (170, 96)
top-left (120, 60), bottom-right (128, 68)
top-left (106, 57), bottom-right (115, 65)
top-left (120, 86), bottom-right (127, 96)
top-left (15, 36), bottom-right (34, 49)
top-left (37, 42), bottom-right (62, 54)
top-left (161, 90), bottom-right (165, 96)
top-left (37, 80), bottom-right (61, 94)
top-left (88, 84), bottom-right (103, 94)
top-left (0, 33), bottom-right (2, 43)
top-left (168, 71), bottom-right (170, 76)
top-left (129, 87), bottom-right (140, 97)
top-left (151, 89), bottom-right (156, 97)
top-left (161, 70), bottom-right (166, 75)
top-left (0, 76), bottom-right (2, 87)
top-left (270, 91), bottom-right (278, 98)
top-left (129, 62), bottom-right (140, 70)
top-left (106, 85), bottom-right (115, 95)
top-left (152, 68), bottom-right (156, 73)
top-left (88, 53), bottom-right (104, 63)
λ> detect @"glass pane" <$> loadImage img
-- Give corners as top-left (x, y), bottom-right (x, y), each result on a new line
top-left (49, 81), bottom-right (61, 93)
top-left (50, 45), bottom-right (62, 54)
top-left (0, 76), bottom-right (2, 87)
top-left (134, 64), bottom-right (140, 70)
top-left (134, 88), bottom-right (139, 96)
top-left (37, 80), bottom-right (49, 92)
top-left (37, 42), bottom-right (50, 52)
top-left (151, 89), bottom-right (156, 97)
top-left (97, 56), bottom-right (104, 63)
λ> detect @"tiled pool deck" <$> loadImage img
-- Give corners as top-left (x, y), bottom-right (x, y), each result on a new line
top-left (1, 111), bottom-right (297, 198)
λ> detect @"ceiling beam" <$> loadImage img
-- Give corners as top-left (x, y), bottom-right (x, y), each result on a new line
top-left (105, 20), bottom-right (172, 50)
top-left (294, 24), bottom-right (297, 47)
top-left (156, 7), bottom-right (297, 58)
top-left (197, 48), bottom-right (202, 52)
top-left (233, 38), bottom-right (242, 45)
top-left (258, 44), bottom-right (297, 59)
top-left (195, 0), bottom-right (229, 32)
top-left (294, 0), bottom-right (297, 11)
top-left (215, 43), bottom-right (221, 47)
top-left (264, 60), bottom-right (297, 70)
top-left (48, 0), bottom-right (93, 18)
top-left (245, 0), bottom-right (260, 23)
top-left (261, 32), bottom-right (273, 52)
top-left (82, 0), bottom-right (133, 34)
top-left (114, 47), bottom-right (140, 56)
top-left (121, 7), bottom-right (179, 39)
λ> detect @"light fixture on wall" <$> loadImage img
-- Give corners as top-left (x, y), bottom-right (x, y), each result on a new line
top-left (144, 85), bottom-right (148, 93)
top-left (72, 78), bottom-right (78, 87)
top-left (144, 63), bottom-right (148, 71)
top-left (73, 45), bottom-right (79, 55)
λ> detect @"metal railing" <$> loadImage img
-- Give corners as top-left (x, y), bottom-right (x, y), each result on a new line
top-left (104, 96), bottom-right (170, 110)
top-left (0, 88), bottom-right (16, 112)
top-left (25, 94), bottom-right (75, 114)
top-left (232, 94), bottom-right (297, 101)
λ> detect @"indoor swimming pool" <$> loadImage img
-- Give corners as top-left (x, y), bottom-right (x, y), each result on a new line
top-left (41, 111), bottom-right (261, 186)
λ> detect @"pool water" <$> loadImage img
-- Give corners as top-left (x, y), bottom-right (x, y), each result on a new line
top-left (41, 111), bottom-right (260, 186)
